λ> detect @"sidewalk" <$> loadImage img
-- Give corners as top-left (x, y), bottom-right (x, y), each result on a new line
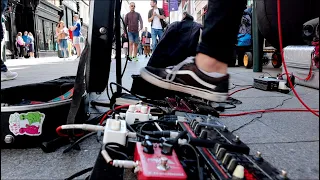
top-left (1, 55), bottom-right (319, 179)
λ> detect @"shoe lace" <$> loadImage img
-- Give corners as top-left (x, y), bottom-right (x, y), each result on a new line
top-left (166, 57), bottom-right (194, 81)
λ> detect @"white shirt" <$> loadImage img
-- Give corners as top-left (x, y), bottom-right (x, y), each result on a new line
top-left (152, 9), bottom-right (162, 30)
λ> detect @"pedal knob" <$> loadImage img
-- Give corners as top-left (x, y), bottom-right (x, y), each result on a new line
top-left (143, 140), bottom-right (154, 154)
top-left (199, 130), bottom-right (208, 139)
top-left (232, 165), bottom-right (244, 179)
top-left (233, 135), bottom-right (240, 143)
top-left (279, 170), bottom-right (288, 179)
top-left (254, 151), bottom-right (263, 161)
top-left (161, 142), bottom-right (173, 155)
top-left (216, 148), bottom-right (227, 160)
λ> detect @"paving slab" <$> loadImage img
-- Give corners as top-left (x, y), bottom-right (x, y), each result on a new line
top-left (248, 141), bottom-right (319, 180)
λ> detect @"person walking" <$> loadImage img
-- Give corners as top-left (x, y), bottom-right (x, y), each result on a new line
top-left (1, 0), bottom-right (18, 81)
top-left (148, 0), bottom-right (166, 51)
top-left (28, 32), bottom-right (35, 58)
top-left (141, 0), bottom-right (247, 102)
top-left (57, 21), bottom-right (69, 59)
top-left (124, 2), bottom-right (143, 62)
top-left (141, 27), bottom-right (151, 58)
top-left (121, 33), bottom-right (129, 60)
top-left (69, 14), bottom-right (81, 58)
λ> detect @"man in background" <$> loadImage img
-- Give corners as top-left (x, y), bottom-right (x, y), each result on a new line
top-left (148, 0), bottom-right (166, 51)
top-left (69, 14), bottom-right (81, 58)
top-left (1, 0), bottom-right (18, 81)
top-left (141, 27), bottom-right (151, 58)
top-left (125, 2), bottom-right (143, 62)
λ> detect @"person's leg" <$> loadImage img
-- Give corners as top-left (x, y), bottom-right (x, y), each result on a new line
top-left (140, 0), bottom-right (246, 102)
top-left (128, 32), bottom-right (134, 58)
top-left (132, 33), bottom-right (139, 61)
top-left (1, 60), bottom-right (8, 72)
top-left (151, 28), bottom-right (157, 52)
top-left (73, 37), bottom-right (81, 57)
top-left (196, 0), bottom-right (246, 74)
top-left (158, 29), bottom-right (164, 41)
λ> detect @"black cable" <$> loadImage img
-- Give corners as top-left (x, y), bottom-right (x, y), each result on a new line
top-left (104, 142), bottom-right (129, 159)
top-left (109, 82), bottom-right (147, 102)
top-left (63, 132), bottom-right (97, 153)
top-left (179, 143), bottom-right (202, 180)
top-left (120, 16), bottom-right (129, 78)
top-left (64, 167), bottom-right (93, 180)
top-left (231, 96), bottom-right (293, 133)
top-left (126, 122), bottom-right (136, 132)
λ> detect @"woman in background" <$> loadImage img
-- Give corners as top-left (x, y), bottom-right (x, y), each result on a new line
top-left (56, 21), bottom-right (69, 58)
top-left (16, 32), bottom-right (25, 58)
top-left (28, 32), bottom-right (35, 58)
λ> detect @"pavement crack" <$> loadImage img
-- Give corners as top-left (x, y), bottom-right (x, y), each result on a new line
top-left (231, 96), bottom-right (293, 133)
top-left (247, 140), bottom-right (320, 145)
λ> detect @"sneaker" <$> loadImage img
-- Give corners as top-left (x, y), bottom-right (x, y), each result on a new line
top-left (140, 57), bottom-right (229, 102)
top-left (1, 71), bottom-right (18, 81)
top-left (133, 57), bottom-right (139, 61)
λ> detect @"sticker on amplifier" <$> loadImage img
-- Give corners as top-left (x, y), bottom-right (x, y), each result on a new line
top-left (9, 112), bottom-right (45, 136)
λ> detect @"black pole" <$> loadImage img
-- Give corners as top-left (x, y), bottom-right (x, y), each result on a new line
top-left (115, 0), bottom-right (122, 95)
top-left (252, 0), bottom-right (262, 72)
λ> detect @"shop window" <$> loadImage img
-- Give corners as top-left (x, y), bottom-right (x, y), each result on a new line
top-left (44, 20), bottom-right (54, 51)
top-left (37, 18), bottom-right (45, 51)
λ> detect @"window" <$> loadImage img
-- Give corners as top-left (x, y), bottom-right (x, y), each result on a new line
top-left (67, 8), bottom-right (73, 27)
top-left (43, 20), bottom-right (54, 51)
top-left (37, 18), bottom-right (45, 51)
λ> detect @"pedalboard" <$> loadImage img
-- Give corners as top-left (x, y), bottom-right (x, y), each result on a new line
top-left (177, 113), bottom-right (288, 180)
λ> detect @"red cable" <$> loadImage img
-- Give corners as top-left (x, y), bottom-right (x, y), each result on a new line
top-left (55, 126), bottom-right (84, 137)
top-left (228, 86), bottom-right (253, 96)
top-left (276, 0), bottom-right (319, 117)
top-left (220, 108), bottom-right (319, 117)
top-left (99, 104), bottom-right (131, 125)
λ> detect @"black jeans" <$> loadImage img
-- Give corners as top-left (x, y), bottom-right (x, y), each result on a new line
top-left (197, 0), bottom-right (246, 64)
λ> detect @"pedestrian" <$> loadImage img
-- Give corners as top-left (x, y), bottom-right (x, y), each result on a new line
top-left (28, 32), bottom-right (35, 58)
top-left (124, 2), bottom-right (143, 62)
top-left (148, 0), bottom-right (166, 51)
top-left (141, 27), bottom-right (151, 58)
top-left (57, 21), bottom-right (69, 59)
top-left (22, 31), bottom-right (29, 43)
top-left (16, 32), bottom-right (25, 59)
top-left (1, 0), bottom-right (18, 81)
top-left (69, 14), bottom-right (81, 58)
top-left (121, 33), bottom-right (129, 60)
top-left (141, 0), bottom-right (247, 102)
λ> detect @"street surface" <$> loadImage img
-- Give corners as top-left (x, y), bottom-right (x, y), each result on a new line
top-left (1, 55), bottom-right (319, 179)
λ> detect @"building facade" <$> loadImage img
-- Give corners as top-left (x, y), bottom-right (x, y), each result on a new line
top-left (4, 0), bottom-right (89, 58)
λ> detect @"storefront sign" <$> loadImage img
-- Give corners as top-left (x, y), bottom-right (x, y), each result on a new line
top-left (169, 0), bottom-right (179, 12)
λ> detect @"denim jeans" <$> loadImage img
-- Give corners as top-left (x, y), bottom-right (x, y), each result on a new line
top-left (1, 0), bottom-right (8, 72)
top-left (151, 28), bottom-right (164, 51)
top-left (197, 0), bottom-right (246, 64)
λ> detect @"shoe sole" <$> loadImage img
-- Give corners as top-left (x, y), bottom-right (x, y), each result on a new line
top-left (1, 74), bottom-right (18, 82)
top-left (140, 68), bottom-right (228, 102)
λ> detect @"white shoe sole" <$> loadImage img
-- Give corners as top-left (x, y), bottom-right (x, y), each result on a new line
top-left (140, 68), bottom-right (228, 102)
top-left (1, 74), bottom-right (18, 82)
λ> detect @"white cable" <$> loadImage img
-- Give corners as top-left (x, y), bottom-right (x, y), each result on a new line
top-left (101, 149), bottom-right (112, 163)
top-left (61, 124), bottom-right (105, 132)
top-left (112, 160), bottom-right (138, 169)
top-left (154, 122), bottom-right (163, 131)
top-left (127, 132), bottom-right (137, 138)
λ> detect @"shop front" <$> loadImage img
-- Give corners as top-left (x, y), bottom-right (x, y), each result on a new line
top-left (35, 0), bottom-right (62, 57)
